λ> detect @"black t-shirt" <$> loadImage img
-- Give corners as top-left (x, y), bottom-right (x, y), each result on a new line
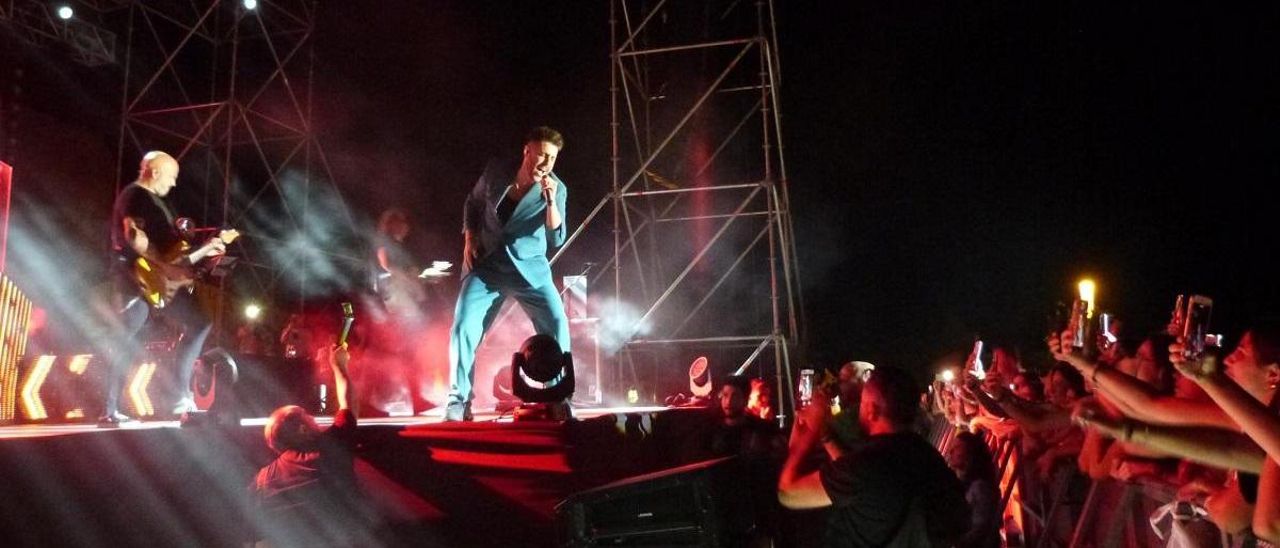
top-left (1240, 471), bottom-right (1259, 504)
top-left (251, 410), bottom-right (368, 545)
top-left (373, 234), bottom-right (416, 274)
top-left (820, 431), bottom-right (969, 547)
top-left (497, 189), bottom-right (520, 226)
top-left (253, 409), bottom-right (358, 502)
top-left (111, 183), bottom-right (179, 260)
top-left (372, 233), bottom-right (416, 292)
top-left (710, 413), bottom-right (781, 459)
top-left (959, 478), bottom-right (1002, 548)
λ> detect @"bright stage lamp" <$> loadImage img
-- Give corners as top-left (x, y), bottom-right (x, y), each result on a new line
top-left (688, 356), bottom-right (711, 397)
top-left (511, 334), bottom-right (575, 420)
top-left (940, 369), bottom-right (956, 383)
top-left (182, 348), bottom-right (240, 428)
top-left (244, 303), bottom-right (262, 320)
top-left (1077, 279), bottom-right (1096, 317)
top-left (242, 0), bottom-right (258, 10)
top-left (56, 5), bottom-right (73, 19)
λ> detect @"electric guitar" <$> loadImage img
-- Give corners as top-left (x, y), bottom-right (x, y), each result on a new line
top-left (134, 228), bottom-right (240, 308)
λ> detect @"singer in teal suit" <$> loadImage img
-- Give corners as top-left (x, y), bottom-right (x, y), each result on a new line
top-left (445, 127), bottom-right (570, 421)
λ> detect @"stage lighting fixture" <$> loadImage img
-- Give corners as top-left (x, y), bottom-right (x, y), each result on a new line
top-left (511, 334), bottom-right (575, 420)
top-left (182, 348), bottom-right (240, 427)
top-left (940, 369), bottom-right (956, 383)
top-left (244, 303), bottom-right (262, 320)
top-left (688, 356), bottom-right (711, 398)
top-left (242, 0), bottom-right (258, 10)
top-left (56, 5), bottom-right (73, 20)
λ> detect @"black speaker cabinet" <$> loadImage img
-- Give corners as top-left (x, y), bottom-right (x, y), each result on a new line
top-left (556, 456), bottom-right (754, 547)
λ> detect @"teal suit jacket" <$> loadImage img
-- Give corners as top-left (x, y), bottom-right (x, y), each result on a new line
top-left (462, 159), bottom-right (567, 286)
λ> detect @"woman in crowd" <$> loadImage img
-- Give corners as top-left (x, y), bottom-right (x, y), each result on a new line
top-left (1169, 322), bottom-right (1280, 542)
top-left (1062, 323), bottom-right (1280, 542)
top-left (946, 432), bottom-right (1002, 548)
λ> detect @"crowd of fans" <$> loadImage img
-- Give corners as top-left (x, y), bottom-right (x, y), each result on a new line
top-left (922, 305), bottom-right (1280, 548)
top-left (242, 297), bottom-right (1280, 548)
top-left (758, 297), bottom-right (1280, 547)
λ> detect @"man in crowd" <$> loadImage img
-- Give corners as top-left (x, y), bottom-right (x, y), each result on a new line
top-left (779, 366), bottom-right (969, 546)
top-left (710, 375), bottom-right (783, 459)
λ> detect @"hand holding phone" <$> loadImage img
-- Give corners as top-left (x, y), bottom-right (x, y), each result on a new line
top-left (339, 302), bottom-right (355, 347)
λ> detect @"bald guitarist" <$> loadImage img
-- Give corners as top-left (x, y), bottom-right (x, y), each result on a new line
top-left (101, 151), bottom-right (235, 426)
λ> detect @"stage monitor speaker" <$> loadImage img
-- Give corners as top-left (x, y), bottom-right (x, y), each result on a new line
top-left (555, 456), bottom-right (754, 547)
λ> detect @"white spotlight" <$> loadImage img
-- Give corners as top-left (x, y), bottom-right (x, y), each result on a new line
top-left (56, 5), bottom-right (74, 20)
top-left (242, 0), bottom-right (258, 10)
top-left (244, 303), bottom-right (262, 321)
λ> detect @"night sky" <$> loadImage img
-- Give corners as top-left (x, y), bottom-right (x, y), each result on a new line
top-left (3, 1), bottom-right (1279, 383)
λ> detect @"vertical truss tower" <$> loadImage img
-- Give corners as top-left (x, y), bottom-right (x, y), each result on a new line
top-left (114, 0), bottom-right (356, 333)
top-left (557, 0), bottom-right (803, 421)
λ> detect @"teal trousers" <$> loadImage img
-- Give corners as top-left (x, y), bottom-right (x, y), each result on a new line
top-left (446, 254), bottom-right (570, 406)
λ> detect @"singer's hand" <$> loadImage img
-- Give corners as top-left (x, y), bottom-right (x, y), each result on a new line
top-left (541, 175), bottom-right (564, 231)
top-left (539, 174), bottom-right (558, 201)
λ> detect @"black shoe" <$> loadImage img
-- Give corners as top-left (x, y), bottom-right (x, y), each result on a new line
top-left (98, 412), bottom-right (137, 428)
top-left (444, 402), bottom-right (473, 422)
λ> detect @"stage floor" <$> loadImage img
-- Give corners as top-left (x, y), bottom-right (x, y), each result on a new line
top-left (0, 405), bottom-right (670, 440)
top-left (0, 405), bottom-right (716, 547)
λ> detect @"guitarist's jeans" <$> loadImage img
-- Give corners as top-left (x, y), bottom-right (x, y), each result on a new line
top-left (446, 254), bottom-right (570, 412)
top-left (103, 275), bottom-right (213, 416)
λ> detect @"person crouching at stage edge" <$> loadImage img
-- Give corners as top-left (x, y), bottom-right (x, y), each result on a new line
top-left (445, 126), bottom-right (570, 421)
top-left (101, 151), bottom-right (222, 426)
top-left (250, 343), bottom-right (376, 546)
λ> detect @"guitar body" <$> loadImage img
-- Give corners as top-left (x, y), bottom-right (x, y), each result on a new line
top-left (133, 229), bottom-right (239, 309)
top-left (134, 244), bottom-right (193, 309)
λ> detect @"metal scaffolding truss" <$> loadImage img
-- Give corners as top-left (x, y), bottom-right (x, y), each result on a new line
top-left (552, 0), bottom-right (803, 420)
top-left (1, 0), bottom-right (125, 66)
top-left (114, 0), bottom-right (357, 332)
